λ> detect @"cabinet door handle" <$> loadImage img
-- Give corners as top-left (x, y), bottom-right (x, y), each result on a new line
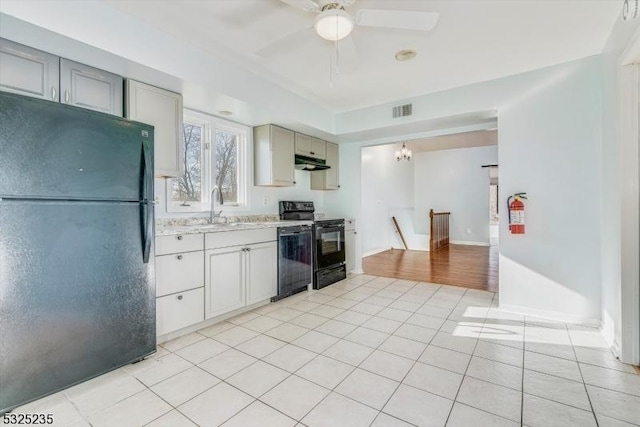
top-left (177, 235), bottom-right (183, 240)
top-left (51, 87), bottom-right (57, 101)
top-left (177, 295), bottom-right (183, 300)
top-left (177, 255), bottom-right (183, 260)
top-left (64, 90), bottom-right (70, 104)
top-left (354, 231), bottom-right (357, 235)
top-left (310, 151), bottom-right (315, 155)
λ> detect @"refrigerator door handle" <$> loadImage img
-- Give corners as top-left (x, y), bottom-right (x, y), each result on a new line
top-left (140, 138), bottom-right (153, 263)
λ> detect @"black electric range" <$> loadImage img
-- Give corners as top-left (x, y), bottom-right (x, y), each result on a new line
top-left (279, 201), bottom-right (347, 289)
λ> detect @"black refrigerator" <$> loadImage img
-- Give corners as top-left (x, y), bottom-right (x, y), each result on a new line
top-left (0, 92), bottom-right (156, 414)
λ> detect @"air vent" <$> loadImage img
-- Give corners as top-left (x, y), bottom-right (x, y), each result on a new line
top-left (392, 103), bottom-right (412, 118)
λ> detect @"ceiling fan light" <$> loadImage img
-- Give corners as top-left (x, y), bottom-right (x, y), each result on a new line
top-left (315, 9), bottom-right (354, 41)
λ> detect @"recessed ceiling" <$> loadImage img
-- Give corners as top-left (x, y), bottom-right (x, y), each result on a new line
top-left (409, 129), bottom-right (497, 153)
top-left (105, 0), bottom-right (620, 112)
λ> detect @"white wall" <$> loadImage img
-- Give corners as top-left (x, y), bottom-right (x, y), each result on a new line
top-left (600, 11), bottom-right (640, 362)
top-left (359, 144), bottom-right (498, 254)
top-left (498, 58), bottom-right (603, 324)
top-left (327, 55), bottom-right (606, 324)
top-left (0, 5), bottom-right (334, 135)
top-left (154, 169), bottom-right (325, 218)
top-left (414, 146), bottom-right (498, 245)
top-left (360, 144), bottom-right (414, 255)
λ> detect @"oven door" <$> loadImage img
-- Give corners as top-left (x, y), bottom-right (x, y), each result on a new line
top-left (315, 223), bottom-right (346, 269)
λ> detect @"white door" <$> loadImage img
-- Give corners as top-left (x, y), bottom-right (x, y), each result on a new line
top-left (246, 241), bottom-right (277, 306)
top-left (205, 246), bottom-right (245, 319)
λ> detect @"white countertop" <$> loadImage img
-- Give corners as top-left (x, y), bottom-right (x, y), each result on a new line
top-left (156, 220), bottom-right (313, 236)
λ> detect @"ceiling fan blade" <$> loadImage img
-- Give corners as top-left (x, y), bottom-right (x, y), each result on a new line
top-left (355, 9), bottom-right (440, 31)
top-left (279, 0), bottom-right (320, 12)
top-left (255, 26), bottom-right (314, 57)
top-left (336, 35), bottom-right (359, 74)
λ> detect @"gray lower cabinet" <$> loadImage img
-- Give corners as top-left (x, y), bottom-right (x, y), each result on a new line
top-left (60, 58), bottom-right (123, 116)
top-left (0, 38), bottom-right (60, 102)
top-left (155, 234), bottom-right (205, 337)
top-left (0, 38), bottom-right (123, 116)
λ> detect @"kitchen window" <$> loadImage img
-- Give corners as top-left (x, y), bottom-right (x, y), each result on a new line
top-left (167, 110), bottom-right (249, 212)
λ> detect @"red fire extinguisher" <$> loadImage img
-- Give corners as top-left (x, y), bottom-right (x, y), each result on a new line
top-left (507, 193), bottom-right (527, 234)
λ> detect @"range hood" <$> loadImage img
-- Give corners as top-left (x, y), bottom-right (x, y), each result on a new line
top-left (295, 155), bottom-right (331, 171)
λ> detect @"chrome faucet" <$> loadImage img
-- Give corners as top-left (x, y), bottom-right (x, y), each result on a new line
top-left (210, 186), bottom-right (224, 223)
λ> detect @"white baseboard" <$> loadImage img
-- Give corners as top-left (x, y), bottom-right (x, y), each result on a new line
top-left (499, 303), bottom-right (600, 327)
top-left (601, 315), bottom-right (624, 361)
top-left (450, 240), bottom-right (490, 247)
top-left (363, 247), bottom-right (392, 257)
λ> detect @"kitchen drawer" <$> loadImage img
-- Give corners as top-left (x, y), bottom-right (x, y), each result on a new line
top-left (156, 250), bottom-right (204, 297)
top-left (156, 287), bottom-right (204, 336)
top-left (156, 233), bottom-right (203, 255)
top-left (205, 229), bottom-right (277, 249)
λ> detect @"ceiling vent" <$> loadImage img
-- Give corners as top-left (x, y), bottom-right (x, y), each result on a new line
top-left (392, 103), bottom-right (412, 118)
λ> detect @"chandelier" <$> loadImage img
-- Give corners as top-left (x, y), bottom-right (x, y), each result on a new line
top-left (395, 143), bottom-right (412, 161)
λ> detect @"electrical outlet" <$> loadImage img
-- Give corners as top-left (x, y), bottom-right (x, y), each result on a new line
top-left (263, 197), bottom-right (269, 205)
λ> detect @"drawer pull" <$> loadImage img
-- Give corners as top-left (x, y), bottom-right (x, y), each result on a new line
top-left (177, 255), bottom-right (183, 260)
top-left (177, 295), bottom-right (183, 300)
top-left (177, 235), bottom-right (183, 240)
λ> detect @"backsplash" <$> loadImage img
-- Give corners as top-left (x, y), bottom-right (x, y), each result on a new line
top-left (156, 214), bottom-right (281, 228)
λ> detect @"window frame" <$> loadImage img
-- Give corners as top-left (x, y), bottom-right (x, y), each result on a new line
top-left (166, 109), bottom-right (250, 213)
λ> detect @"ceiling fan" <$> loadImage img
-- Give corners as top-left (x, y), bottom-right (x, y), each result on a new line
top-left (257, 0), bottom-right (440, 67)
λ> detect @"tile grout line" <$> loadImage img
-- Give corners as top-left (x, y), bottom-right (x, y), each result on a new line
top-left (217, 275), bottom-right (412, 424)
top-left (270, 281), bottom-right (400, 424)
top-left (361, 280), bottom-right (459, 427)
top-left (128, 277), bottom-right (488, 426)
top-left (60, 275), bottom-right (494, 427)
top-left (292, 277), bottom-right (467, 425)
top-left (288, 276), bottom-right (430, 425)
top-left (565, 323), bottom-right (600, 427)
top-left (521, 306), bottom-right (526, 427)
top-left (442, 288), bottom-right (490, 427)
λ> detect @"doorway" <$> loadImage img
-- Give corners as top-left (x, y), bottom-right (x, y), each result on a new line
top-left (360, 131), bottom-right (499, 292)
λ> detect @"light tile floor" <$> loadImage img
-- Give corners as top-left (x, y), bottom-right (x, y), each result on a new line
top-left (4, 274), bottom-right (640, 427)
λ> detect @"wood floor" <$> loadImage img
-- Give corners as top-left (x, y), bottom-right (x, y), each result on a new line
top-left (363, 244), bottom-right (499, 292)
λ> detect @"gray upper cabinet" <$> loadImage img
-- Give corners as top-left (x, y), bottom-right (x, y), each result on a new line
top-left (60, 59), bottom-right (123, 116)
top-left (310, 137), bottom-right (326, 160)
top-left (0, 38), bottom-right (123, 116)
top-left (0, 38), bottom-right (59, 102)
top-left (125, 79), bottom-right (184, 178)
top-left (311, 142), bottom-right (340, 190)
top-left (294, 132), bottom-right (312, 157)
top-left (254, 124), bottom-right (295, 187)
